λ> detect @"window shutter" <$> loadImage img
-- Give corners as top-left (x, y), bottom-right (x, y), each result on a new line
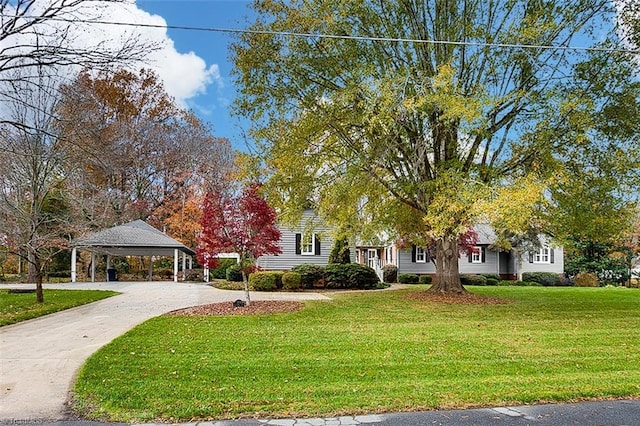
top-left (315, 234), bottom-right (321, 255)
top-left (411, 245), bottom-right (416, 262)
top-left (529, 252), bottom-right (534, 263)
top-left (295, 233), bottom-right (301, 255)
top-left (468, 251), bottom-right (473, 263)
top-left (481, 247), bottom-right (486, 263)
top-left (550, 248), bottom-right (555, 264)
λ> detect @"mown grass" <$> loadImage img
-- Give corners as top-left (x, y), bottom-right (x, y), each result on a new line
top-left (72, 286), bottom-right (640, 422)
top-left (0, 289), bottom-right (119, 326)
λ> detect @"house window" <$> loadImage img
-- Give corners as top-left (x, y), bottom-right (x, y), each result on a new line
top-left (301, 234), bottom-right (315, 255)
top-left (415, 247), bottom-right (427, 263)
top-left (534, 246), bottom-right (551, 263)
top-left (471, 247), bottom-right (482, 263)
top-left (296, 233), bottom-right (320, 256)
top-left (470, 246), bottom-right (485, 263)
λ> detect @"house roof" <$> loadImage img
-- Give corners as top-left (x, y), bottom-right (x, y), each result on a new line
top-left (72, 220), bottom-right (195, 257)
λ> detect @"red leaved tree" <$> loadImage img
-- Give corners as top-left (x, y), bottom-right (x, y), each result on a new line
top-left (197, 183), bottom-right (282, 305)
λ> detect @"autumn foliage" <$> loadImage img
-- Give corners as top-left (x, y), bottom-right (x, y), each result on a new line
top-left (197, 183), bottom-right (282, 274)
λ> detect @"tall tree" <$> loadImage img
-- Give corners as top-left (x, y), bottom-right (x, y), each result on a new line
top-left (232, 0), bottom-right (639, 294)
top-left (56, 68), bottom-right (234, 234)
top-left (197, 183), bottom-right (282, 305)
top-left (0, 72), bottom-right (72, 302)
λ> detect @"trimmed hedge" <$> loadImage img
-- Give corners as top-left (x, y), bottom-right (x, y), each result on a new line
top-left (522, 272), bottom-right (563, 287)
top-left (249, 271), bottom-right (278, 291)
top-left (226, 264), bottom-right (243, 282)
top-left (398, 273), bottom-right (419, 284)
top-left (486, 278), bottom-right (499, 286)
top-left (210, 258), bottom-right (238, 279)
top-left (282, 272), bottom-right (302, 290)
top-left (291, 264), bottom-right (326, 288)
top-left (419, 275), bottom-right (432, 284)
top-left (324, 263), bottom-right (379, 289)
top-left (382, 264), bottom-right (398, 283)
top-left (460, 274), bottom-right (487, 286)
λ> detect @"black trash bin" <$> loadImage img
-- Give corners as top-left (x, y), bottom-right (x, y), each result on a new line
top-left (107, 268), bottom-right (117, 282)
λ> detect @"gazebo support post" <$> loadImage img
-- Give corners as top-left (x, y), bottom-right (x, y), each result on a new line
top-left (90, 252), bottom-right (96, 283)
top-left (148, 256), bottom-right (153, 281)
top-left (182, 252), bottom-right (187, 281)
top-left (173, 249), bottom-right (179, 283)
top-left (106, 256), bottom-right (111, 281)
top-left (71, 248), bottom-right (77, 283)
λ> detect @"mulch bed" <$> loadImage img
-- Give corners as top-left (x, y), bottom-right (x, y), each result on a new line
top-left (166, 300), bottom-right (304, 317)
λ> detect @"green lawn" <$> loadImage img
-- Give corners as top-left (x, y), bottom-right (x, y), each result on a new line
top-left (0, 289), bottom-right (119, 326)
top-left (73, 286), bottom-right (640, 422)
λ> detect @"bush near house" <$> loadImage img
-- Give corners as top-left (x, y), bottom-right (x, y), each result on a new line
top-left (522, 272), bottom-right (564, 287)
top-left (575, 272), bottom-right (600, 287)
top-left (282, 272), bottom-right (302, 290)
top-left (324, 263), bottom-right (379, 289)
top-left (291, 264), bottom-right (326, 288)
top-left (419, 275), bottom-right (432, 284)
top-left (184, 269), bottom-right (204, 282)
top-left (382, 264), bottom-right (398, 283)
top-left (249, 271), bottom-right (278, 291)
top-left (460, 274), bottom-right (487, 286)
top-left (398, 273), bottom-right (419, 284)
top-left (210, 258), bottom-right (238, 279)
top-left (486, 278), bottom-right (499, 286)
top-left (226, 264), bottom-right (243, 282)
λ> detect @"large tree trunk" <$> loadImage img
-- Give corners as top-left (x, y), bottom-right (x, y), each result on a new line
top-left (428, 236), bottom-right (467, 295)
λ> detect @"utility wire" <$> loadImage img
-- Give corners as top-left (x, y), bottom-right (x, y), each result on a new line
top-left (4, 14), bottom-right (640, 55)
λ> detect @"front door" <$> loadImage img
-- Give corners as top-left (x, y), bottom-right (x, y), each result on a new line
top-left (367, 249), bottom-right (377, 269)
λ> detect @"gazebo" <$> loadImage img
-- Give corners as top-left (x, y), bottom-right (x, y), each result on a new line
top-left (70, 220), bottom-right (196, 283)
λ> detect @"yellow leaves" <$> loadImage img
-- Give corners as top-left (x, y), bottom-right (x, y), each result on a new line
top-left (404, 63), bottom-right (485, 126)
top-left (423, 170), bottom-right (489, 240)
top-left (484, 174), bottom-right (549, 235)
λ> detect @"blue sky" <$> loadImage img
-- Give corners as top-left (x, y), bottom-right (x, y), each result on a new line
top-left (136, 0), bottom-right (257, 151)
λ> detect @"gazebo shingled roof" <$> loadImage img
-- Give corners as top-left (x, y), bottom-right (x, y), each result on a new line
top-left (72, 220), bottom-right (195, 257)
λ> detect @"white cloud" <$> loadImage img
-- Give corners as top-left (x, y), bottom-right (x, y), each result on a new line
top-left (100, 1), bottom-right (222, 106)
top-left (0, 0), bottom-right (220, 107)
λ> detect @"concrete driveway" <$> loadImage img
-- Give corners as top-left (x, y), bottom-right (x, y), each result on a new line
top-left (0, 281), bottom-right (330, 421)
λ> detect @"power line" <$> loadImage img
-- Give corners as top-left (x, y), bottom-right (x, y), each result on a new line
top-left (5, 14), bottom-right (640, 56)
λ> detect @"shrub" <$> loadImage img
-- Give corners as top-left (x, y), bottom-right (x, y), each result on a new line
top-left (282, 272), bottom-right (302, 290)
top-left (291, 264), bottom-right (326, 288)
top-left (481, 273), bottom-right (501, 281)
top-left (226, 264), bottom-right (243, 282)
top-left (328, 236), bottom-right (351, 264)
top-left (522, 272), bottom-right (563, 287)
top-left (460, 274), bottom-right (487, 286)
top-left (382, 264), bottom-right (398, 283)
top-left (272, 271), bottom-right (284, 289)
top-left (157, 268), bottom-right (174, 279)
top-left (324, 263), bottom-right (379, 289)
top-left (497, 280), bottom-right (514, 286)
top-left (575, 272), bottom-right (600, 287)
top-left (249, 271), bottom-right (278, 291)
top-left (210, 258), bottom-right (238, 279)
top-left (419, 275), bottom-right (432, 284)
top-left (183, 269), bottom-right (203, 281)
top-left (48, 271), bottom-right (71, 278)
top-left (486, 278), bottom-right (499, 286)
top-left (398, 273), bottom-right (419, 284)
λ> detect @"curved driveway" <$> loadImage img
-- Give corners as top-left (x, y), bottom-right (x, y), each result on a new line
top-left (0, 281), bottom-right (330, 421)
